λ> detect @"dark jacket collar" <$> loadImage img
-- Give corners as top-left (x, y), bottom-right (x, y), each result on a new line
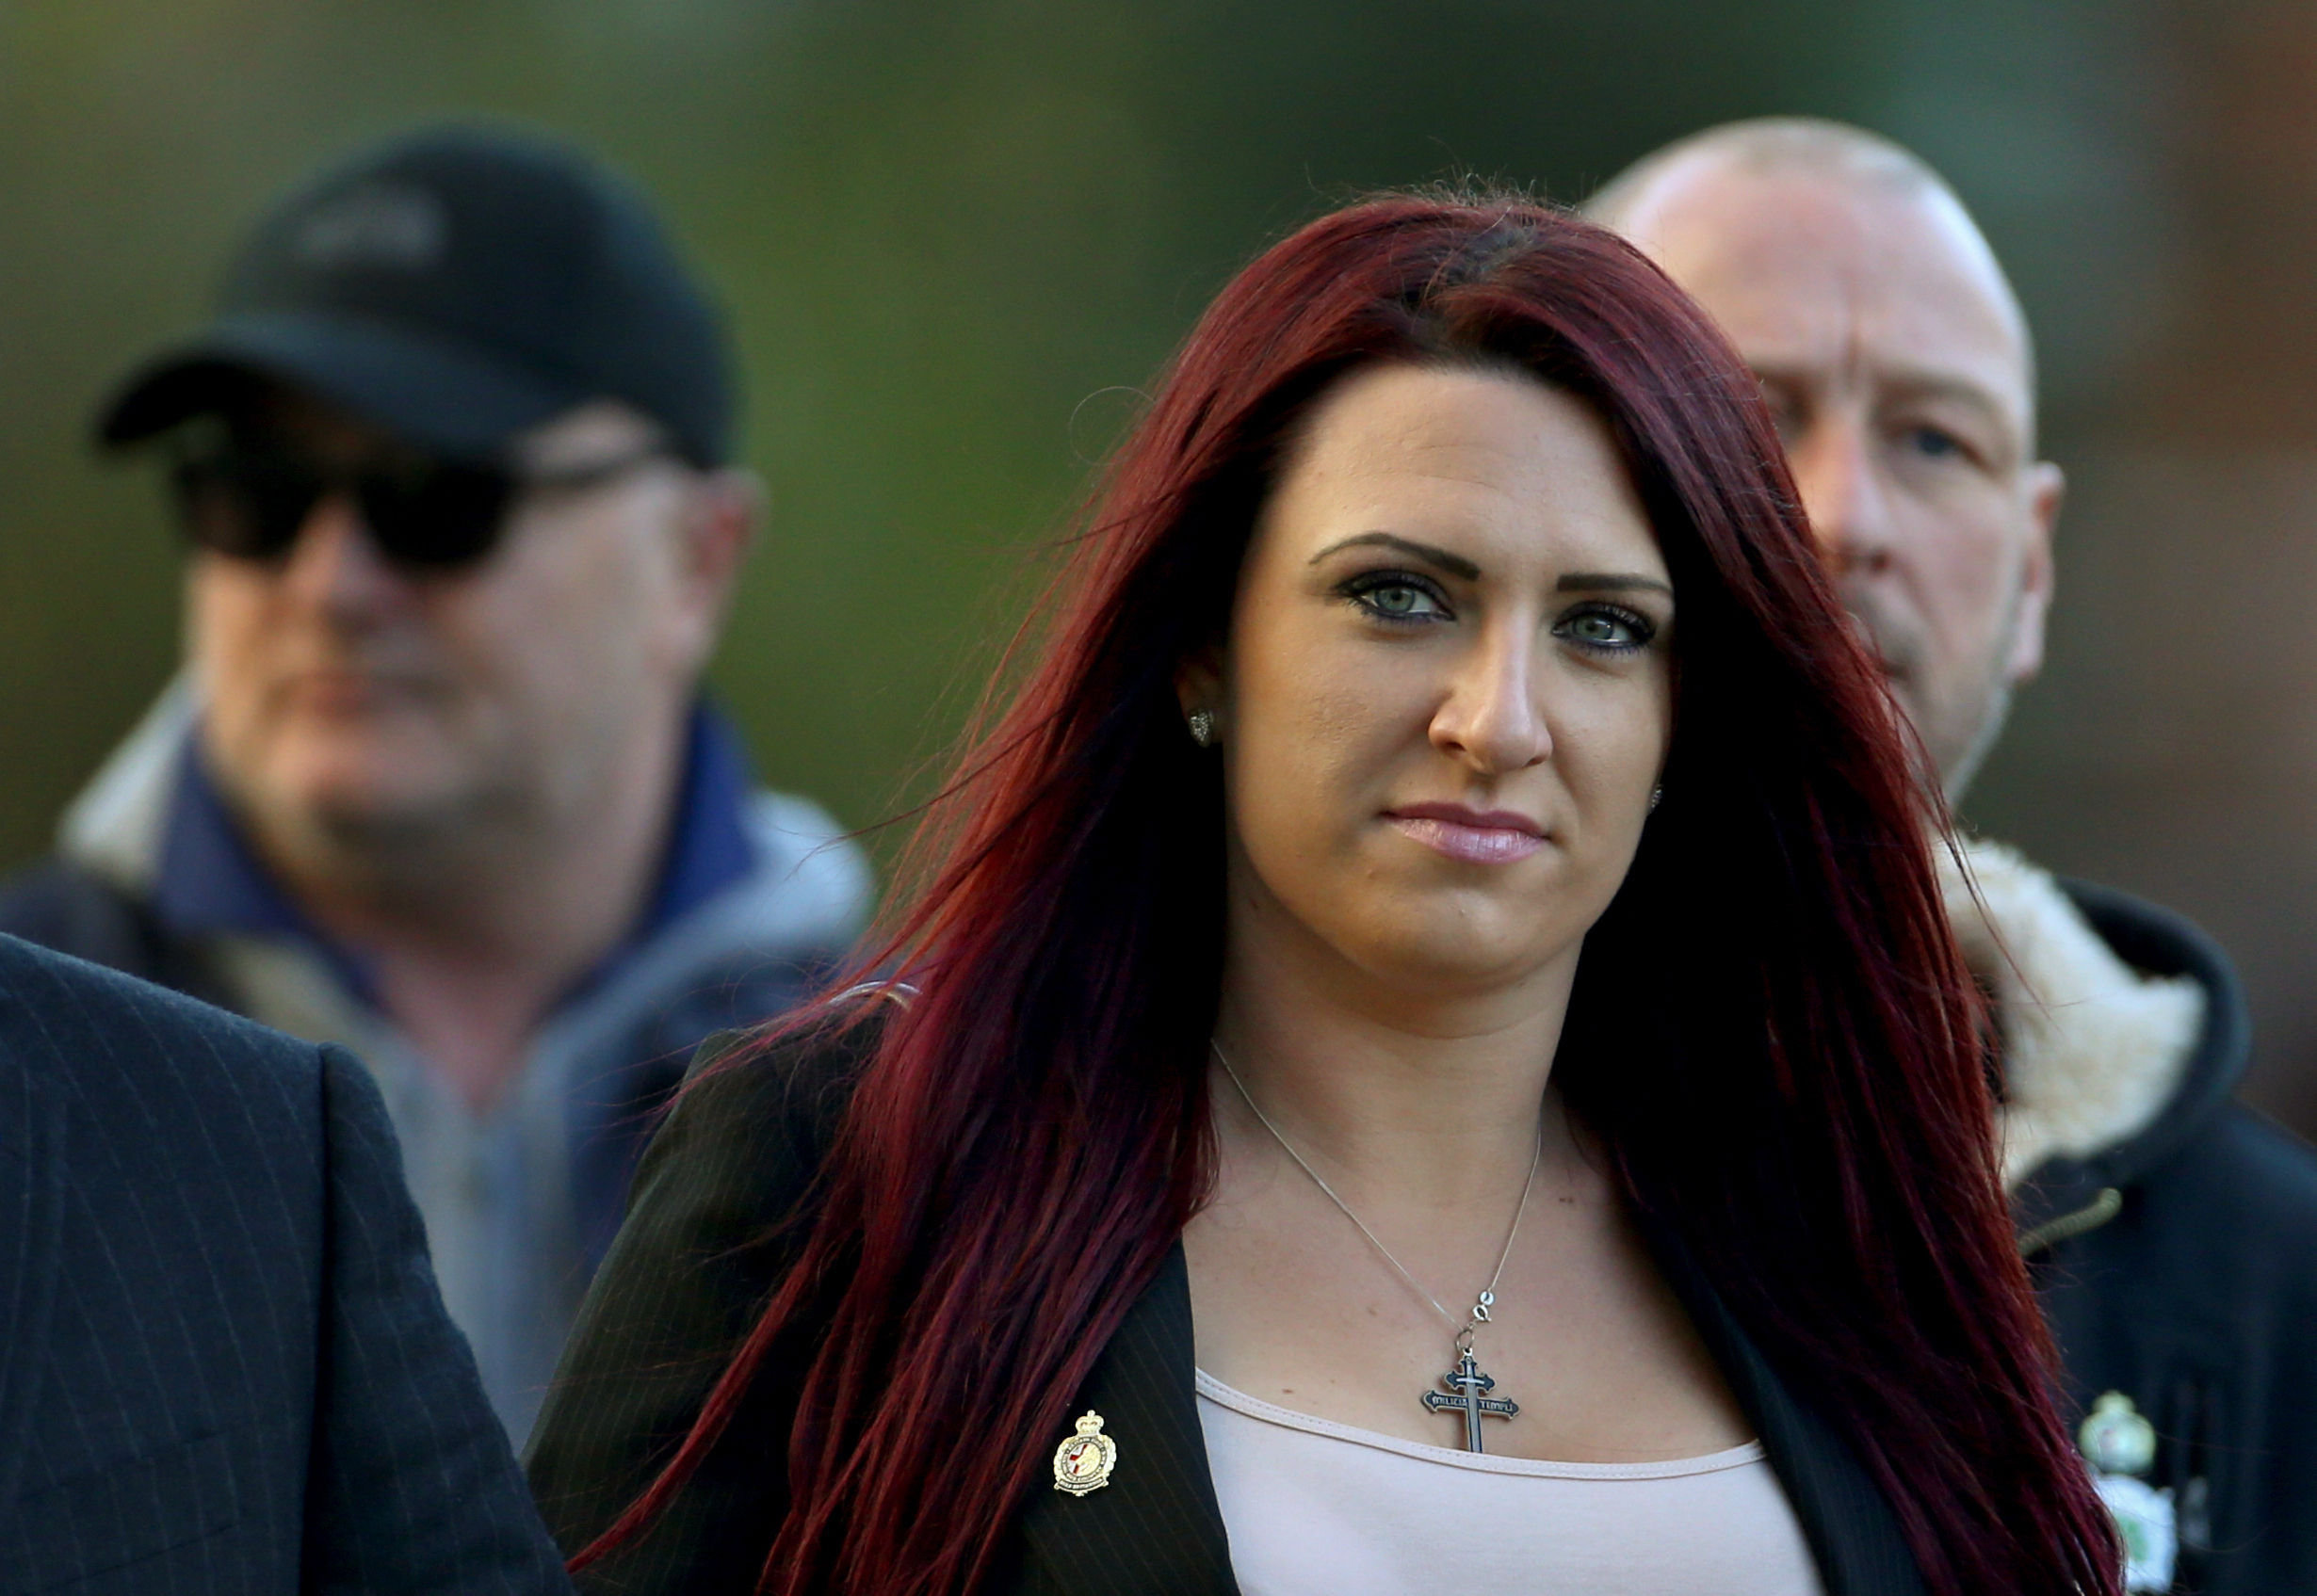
top-left (2014, 880), bottom-right (2250, 1244)
top-left (0, 974), bottom-right (68, 1508)
top-left (1015, 1244), bottom-right (1237, 1592)
top-left (1014, 1231), bottom-right (1925, 1596)
top-left (1641, 1215), bottom-right (1927, 1596)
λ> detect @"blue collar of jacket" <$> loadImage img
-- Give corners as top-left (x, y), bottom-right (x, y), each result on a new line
top-left (148, 702), bottom-right (762, 1010)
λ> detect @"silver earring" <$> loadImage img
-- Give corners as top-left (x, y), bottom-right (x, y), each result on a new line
top-left (1648, 785), bottom-right (1663, 814)
top-left (1188, 708), bottom-right (1217, 748)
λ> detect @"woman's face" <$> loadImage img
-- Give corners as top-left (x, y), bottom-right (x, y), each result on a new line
top-left (1202, 362), bottom-right (1675, 1004)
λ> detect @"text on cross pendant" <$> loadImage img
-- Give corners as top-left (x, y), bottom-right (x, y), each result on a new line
top-left (1420, 1347), bottom-right (1519, 1453)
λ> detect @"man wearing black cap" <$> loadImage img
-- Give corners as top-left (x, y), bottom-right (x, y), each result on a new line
top-left (0, 123), bottom-right (870, 1445)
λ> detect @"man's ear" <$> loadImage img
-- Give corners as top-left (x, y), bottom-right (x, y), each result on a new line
top-left (664, 466), bottom-right (760, 671)
top-left (2004, 459), bottom-right (2063, 685)
top-left (683, 466), bottom-right (761, 607)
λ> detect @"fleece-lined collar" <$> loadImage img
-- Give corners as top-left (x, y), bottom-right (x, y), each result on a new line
top-left (1941, 838), bottom-right (2202, 1190)
top-left (1939, 838), bottom-right (2250, 1239)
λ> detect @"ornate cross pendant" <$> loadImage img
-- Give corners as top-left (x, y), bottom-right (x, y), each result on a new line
top-left (1419, 1347), bottom-right (1519, 1453)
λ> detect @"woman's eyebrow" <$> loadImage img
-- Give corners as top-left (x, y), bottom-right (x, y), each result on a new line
top-left (1557, 572), bottom-right (1673, 597)
top-left (1306, 531), bottom-right (1480, 580)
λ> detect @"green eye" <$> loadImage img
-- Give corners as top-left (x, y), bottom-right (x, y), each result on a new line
top-left (1557, 605), bottom-right (1653, 652)
top-left (1342, 572), bottom-right (1450, 622)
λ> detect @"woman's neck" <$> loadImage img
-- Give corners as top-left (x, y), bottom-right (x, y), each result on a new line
top-left (1210, 913), bottom-right (1585, 1215)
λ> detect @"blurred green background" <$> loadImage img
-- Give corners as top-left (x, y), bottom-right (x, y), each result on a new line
top-left (11, 0), bottom-right (2317, 1133)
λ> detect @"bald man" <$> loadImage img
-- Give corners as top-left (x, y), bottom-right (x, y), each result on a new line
top-left (1590, 121), bottom-right (2317, 1596)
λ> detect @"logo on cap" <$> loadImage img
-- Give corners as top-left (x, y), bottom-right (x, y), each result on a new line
top-left (293, 181), bottom-right (447, 273)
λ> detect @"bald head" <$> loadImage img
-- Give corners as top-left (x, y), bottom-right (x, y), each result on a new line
top-left (1587, 116), bottom-right (1938, 219)
top-left (1588, 118), bottom-right (2037, 423)
top-left (1587, 119), bottom-right (2062, 798)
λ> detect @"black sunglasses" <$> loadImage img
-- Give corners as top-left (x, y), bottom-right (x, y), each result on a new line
top-left (169, 436), bottom-right (664, 573)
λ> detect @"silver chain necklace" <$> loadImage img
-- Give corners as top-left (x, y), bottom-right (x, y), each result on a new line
top-left (1209, 1040), bottom-right (1540, 1452)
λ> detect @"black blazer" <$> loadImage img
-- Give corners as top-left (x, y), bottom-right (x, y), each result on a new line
top-left (527, 1021), bottom-right (1928, 1595)
top-left (0, 932), bottom-right (571, 1596)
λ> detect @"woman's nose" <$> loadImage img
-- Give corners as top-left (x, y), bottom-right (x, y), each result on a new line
top-left (1428, 623), bottom-right (1551, 774)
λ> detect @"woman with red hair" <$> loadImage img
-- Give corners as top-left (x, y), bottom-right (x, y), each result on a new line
top-left (526, 193), bottom-right (2118, 1596)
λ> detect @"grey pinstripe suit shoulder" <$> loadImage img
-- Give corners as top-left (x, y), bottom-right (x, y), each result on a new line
top-left (527, 1021), bottom-right (1926, 1596)
top-left (0, 932), bottom-right (571, 1596)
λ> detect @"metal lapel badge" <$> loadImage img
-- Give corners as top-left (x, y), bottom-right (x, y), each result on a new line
top-left (1052, 1411), bottom-right (1118, 1496)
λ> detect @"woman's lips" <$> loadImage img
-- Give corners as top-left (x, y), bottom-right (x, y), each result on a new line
top-left (1385, 805), bottom-right (1546, 865)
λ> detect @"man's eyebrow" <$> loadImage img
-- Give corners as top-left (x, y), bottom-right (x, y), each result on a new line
top-left (1882, 372), bottom-right (2017, 427)
top-left (1557, 572), bottom-right (1673, 597)
top-left (1754, 363), bottom-right (2021, 435)
top-left (1307, 532), bottom-right (1480, 581)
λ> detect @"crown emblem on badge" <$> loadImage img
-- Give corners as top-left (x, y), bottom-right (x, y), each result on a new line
top-left (1051, 1411), bottom-right (1117, 1496)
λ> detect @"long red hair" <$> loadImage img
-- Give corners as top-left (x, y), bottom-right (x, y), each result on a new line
top-left (581, 192), bottom-right (2117, 1595)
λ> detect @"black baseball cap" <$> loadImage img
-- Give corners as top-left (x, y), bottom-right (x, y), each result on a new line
top-left (98, 123), bottom-right (735, 467)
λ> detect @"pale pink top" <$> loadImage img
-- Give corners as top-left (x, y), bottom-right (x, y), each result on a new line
top-left (1194, 1370), bottom-right (1826, 1596)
